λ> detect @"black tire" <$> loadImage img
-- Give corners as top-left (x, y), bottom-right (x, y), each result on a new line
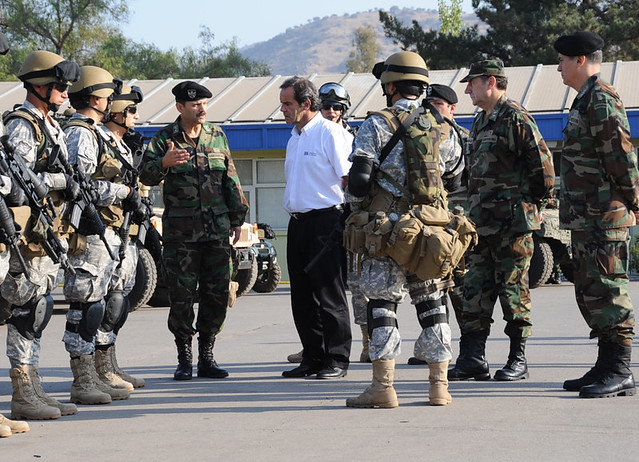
top-left (128, 247), bottom-right (158, 312)
top-left (234, 256), bottom-right (258, 297)
top-left (253, 261), bottom-right (282, 293)
top-left (529, 235), bottom-right (554, 289)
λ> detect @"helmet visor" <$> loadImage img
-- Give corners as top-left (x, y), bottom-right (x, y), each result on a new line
top-left (21, 60), bottom-right (80, 84)
top-left (319, 82), bottom-right (348, 101)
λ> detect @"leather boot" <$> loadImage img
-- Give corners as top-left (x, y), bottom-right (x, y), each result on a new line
top-left (0, 413), bottom-right (29, 436)
top-left (29, 365), bottom-right (77, 416)
top-left (563, 340), bottom-right (609, 391)
top-left (494, 337), bottom-right (529, 381)
top-left (89, 355), bottom-right (130, 400)
top-left (448, 331), bottom-right (491, 381)
top-left (579, 343), bottom-right (636, 398)
top-left (428, 361), bottom-right (452, 406)
top-left (286, 349), bottom-right (303, 363)
top-left (346, 359), bottom-right (398, 408)
top-left (10, 366), bottom-right (61, 420)
top-left (174, 337), bottom-right (193, 380)
top-left (109, 344), bottom-right (145, 388)
top-left (70, 355), bottom-right (112, 405)
top-left (197, 335), bottom-right (229, 378)
top-left (359, 325), bottom-right (371, 363)
top-left (95, 345), bottom-right (134, 391)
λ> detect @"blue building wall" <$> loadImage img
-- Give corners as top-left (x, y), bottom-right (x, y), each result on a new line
top-left (137, 110), bottom-right (639, 151)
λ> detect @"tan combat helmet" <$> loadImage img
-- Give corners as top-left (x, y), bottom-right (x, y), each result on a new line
top-left (18, 50), bottom-right (80, 86)
top-left (110, 83), bottom-right (144, 114)
top-left (372, 51), bottom-right (430, 85)
top-left (69, 66), bottom-right (120, 98)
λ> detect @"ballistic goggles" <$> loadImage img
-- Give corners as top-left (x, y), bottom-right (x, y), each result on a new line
top-left (112, 85), bottom-right (144, 104)
top-left (319, 82), bottom-right (348, 102)
top-left (20, 60), bottom-right (81, 85)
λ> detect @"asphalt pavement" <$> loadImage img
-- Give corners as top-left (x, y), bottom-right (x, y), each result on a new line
top-left (2, 282), bottom-right (639, 461)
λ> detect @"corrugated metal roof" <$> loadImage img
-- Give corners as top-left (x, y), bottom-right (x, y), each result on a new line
top-left (1, 61), bottom-right (638, 128)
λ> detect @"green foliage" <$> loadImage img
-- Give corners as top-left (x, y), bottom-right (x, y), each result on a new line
top-left (380, 0), bottom-right (639, 69)
top-left (439, 0), bottom-right (464, 36)
top-left (346, 25), bottom-right (381, 73)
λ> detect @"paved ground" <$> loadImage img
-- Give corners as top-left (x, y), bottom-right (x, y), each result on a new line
top-left (1, 282), bottom-right (639, 461)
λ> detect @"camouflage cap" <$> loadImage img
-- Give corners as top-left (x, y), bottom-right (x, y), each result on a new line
top-left (459, 59), bottom-right (505, 83)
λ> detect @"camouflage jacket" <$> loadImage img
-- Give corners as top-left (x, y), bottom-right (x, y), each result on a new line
top-left (139, 118), bottom-right (248, 243)
top-left (467, 94), bottom-right (555, 236)
top-left (559, 74), bottom-right (639, 231)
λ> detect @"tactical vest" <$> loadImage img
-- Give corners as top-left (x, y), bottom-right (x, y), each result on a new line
top-left (369, 106), bottom-right (445, 207)
top-left (64, 118), bottom-right (126, 228)
top-left (3, 108), bottom-right (54, 173)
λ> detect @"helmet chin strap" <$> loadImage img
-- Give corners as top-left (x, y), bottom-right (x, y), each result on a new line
top-left (92, 100), bottom-right (112, 123)
top-left (27, 83), bottom-right (59, 112)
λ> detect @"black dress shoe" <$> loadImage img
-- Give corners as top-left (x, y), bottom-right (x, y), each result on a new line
top-left (282, 364), bottom-right (321, 378)
top-left (316, 366), bottom-right (347, 379)
top-left (407, 357), bottom-right (427, 365)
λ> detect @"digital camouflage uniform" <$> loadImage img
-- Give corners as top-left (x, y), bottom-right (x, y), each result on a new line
top-left (3, 102), bottom-right (71, 369)
top-left (347, 98), bottom-right (453, 365)
top-left (140, 118), bottom-right (248, 341)
top-left (462, 94), bottom-right (555, 339)
top-left (560, 74), bottom-right (639, 346)
top-left (62, 113), bottom-right (129, 358)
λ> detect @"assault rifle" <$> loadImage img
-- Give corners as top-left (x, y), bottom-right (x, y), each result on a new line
top-left (0, 179), bottom-right (30, 278)
top-left (47, 145), bottom-right (116, 260)
top-left (0, 135), bottom-right (75, 275)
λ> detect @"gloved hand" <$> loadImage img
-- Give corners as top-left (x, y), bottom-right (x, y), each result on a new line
top-left (63, 174), bottom-right (81, 201)
top-left (5, 179), bottom-right (26, 207)
top-left (123, 188), bottom-right (143, 213)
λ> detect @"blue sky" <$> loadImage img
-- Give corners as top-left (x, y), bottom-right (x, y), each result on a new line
top-left (121, 0), bottom-right (476, 50)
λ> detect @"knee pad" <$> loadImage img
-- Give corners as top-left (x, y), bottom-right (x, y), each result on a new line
top-left (366, 299), bottom-right (398, 337)
top-left (8, 295), bottom-right (54, 340)
top-left (113, 297), bottom-right (130, 335)
top-left (101, 291), bottom-right (127, 333)
top-left (415, 298), bottom-right (447, 329)
top-left (66, 301), bottom-right (104, 342)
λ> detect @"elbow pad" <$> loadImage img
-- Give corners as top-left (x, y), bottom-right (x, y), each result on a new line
top-left (348, 156), bottom-right (374, 198)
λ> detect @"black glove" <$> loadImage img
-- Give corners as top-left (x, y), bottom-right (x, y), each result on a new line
top-left (123, 188), bottom-right (143, 212)
top-left (63, 174), bottom-right (81, 201)
top-left (5, 179), bottom-right (26, 207)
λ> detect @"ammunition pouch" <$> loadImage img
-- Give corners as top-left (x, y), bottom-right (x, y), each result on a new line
top-left (67, 232), bottom-right (88, 256)
top-left (387, 204), bottom-right (478, 281)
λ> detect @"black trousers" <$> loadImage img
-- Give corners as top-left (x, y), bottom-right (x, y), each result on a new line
top-left (287, 208), bottom-right (351, 369)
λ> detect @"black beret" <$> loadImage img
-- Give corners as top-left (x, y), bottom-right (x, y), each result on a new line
top-left (553, 31), bottom-right (604, 56)
top-left (427, 84), bottom-right (458, 104)
top-left (172, 81), bottom-right (212, 102)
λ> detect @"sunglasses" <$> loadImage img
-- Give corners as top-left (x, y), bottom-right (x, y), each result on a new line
top-left (52, 83), bottom-right (69, 93)
top-left (321, 102), bottom-right (343, 111)
top-left (127, 105), bottom-right (138, 115)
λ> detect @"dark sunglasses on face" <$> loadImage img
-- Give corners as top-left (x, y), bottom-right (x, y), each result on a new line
top-left (322, 102), bottom-right (343, 111)
top-left (127, 105), bottom-right (138, 114)
top-left (52, 83), bottom-right (69, 93)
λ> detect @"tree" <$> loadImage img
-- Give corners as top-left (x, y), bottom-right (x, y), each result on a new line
top-left (439, 0), bottom-right (464, 36)
top-left (346, 25), bottom-right (381, 73)
top-left (0, 0), bottom-right (129, 62)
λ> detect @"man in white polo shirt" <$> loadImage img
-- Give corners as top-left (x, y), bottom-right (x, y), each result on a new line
top-left (279, 76), bottom-right (353, 379)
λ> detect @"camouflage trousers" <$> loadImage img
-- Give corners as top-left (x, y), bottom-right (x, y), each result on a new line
top-left (347, 269), bottom-right (368, 325)
top-left (163, 239), bottom-right (231, 340)
top-left (461, 232), bottom-right (534, 338)
top-left (358, 255), bottom-right (452, 363)
top-left (3, 241), bottom-right (66, 367)
top-left (63, 229), bottom-right (120, 357)
top-left (571, 229), bottom-right (635, 345)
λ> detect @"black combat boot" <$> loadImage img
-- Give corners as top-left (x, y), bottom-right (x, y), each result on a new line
top-left (563, 340), bottom-right (609, 391)
top-left (494, 337), bottom-right (529, 381)
top-left (197, 335), bottom-right (229, 379)
top-left (173, 337), bottom-right (193, 380)
top-left (448, 331), bottom-right (491, 381)
top-left (579, 343), bottom-right (636, 398)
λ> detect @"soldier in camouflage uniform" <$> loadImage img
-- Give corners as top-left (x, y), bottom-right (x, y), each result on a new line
top-left (140, 81), bottom-right (248, 381)
top-left (554, 31), bottom-right (639, 398)
top-left (3, 50), bottom-right (81, 420)
top-left (345, 52), bottom-right (455, 408)
top-left (448, 59), bottom-right (555, 382)
top-left (63, 66), bottom-right (134, 404)
top-left (407, 83), bottom-right (469, 366)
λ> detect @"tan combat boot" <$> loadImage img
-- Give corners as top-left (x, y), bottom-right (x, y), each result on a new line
top-left (89, 354), bottom-right (130, 400)
top-left (95, 346), bottom-right (134, 391)
top-left (428, 361), bottom-right (452, 406)
top-left (109, 344), bottom-right (145, 388)
top-left (70, 355), bottom-right (112, 405)
top-left (0, 413), bottom-right (30, 436)
top-left (359, 325), bottom-right (371, 363)
top-left (29, 365), bottom-right (78, 416)
top-left (346, 359), bottom-right (399, 408)
top-left (9, 366), bottom-right (61, 420)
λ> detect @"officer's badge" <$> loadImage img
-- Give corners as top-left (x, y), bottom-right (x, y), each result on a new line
top-left (187, 89), bottom-right (197, 100)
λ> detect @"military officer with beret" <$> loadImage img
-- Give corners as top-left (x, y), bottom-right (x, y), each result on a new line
top-left (554, 31), bottom-right (639, 398)
top-left (448, 59), bottom-right (555, 382)
top-left (140, 81), bottom-right (248, 381)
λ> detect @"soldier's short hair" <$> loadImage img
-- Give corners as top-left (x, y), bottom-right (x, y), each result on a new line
top-left (280, 76), bottom-right (320, 111)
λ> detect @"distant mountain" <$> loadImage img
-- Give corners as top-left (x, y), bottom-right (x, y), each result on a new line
top-left (241, 7), bottom-right (482, 75)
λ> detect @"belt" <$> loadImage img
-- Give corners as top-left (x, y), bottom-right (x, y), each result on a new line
top-left (289, 205), bottom-right (342, 220)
